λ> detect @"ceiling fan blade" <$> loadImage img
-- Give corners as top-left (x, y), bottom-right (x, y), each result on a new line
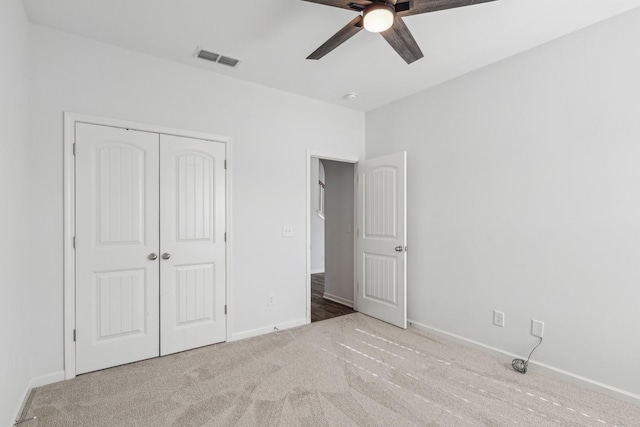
top-left (307, 15), bottom-right (364, 60)
top-left (395, 0), bottom-right (497, 17)
top-left (301, 0), bottom-right (371, 12)
top-left (380, 17), bottom-right (424, 64)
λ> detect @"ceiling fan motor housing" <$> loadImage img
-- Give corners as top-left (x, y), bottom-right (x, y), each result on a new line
top-left (363, 3), bottom-right (395, 32)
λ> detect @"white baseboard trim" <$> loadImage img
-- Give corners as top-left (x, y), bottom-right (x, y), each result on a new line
top-left (323, 292), bottom-right (353, 308)
top-left (13, 382), bottom-right (30, 426)
top-left (230, 318), bottom-right (308, 342)
top-left (15, 370), bottom-right (65, 423)
top-left (310, 269), bottom-right (325, 275)
top-left (408, 319), bottom-right (640, 407)
top-left (29, 370), bottom-right (65, 389)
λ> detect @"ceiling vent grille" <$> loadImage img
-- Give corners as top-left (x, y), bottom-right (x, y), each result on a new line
top-left (196, 49), bottom-right (220, 63)
top-left (217, 55), bottom-right (240, 68)
top-left (195, 48), bottom-right (240, 68)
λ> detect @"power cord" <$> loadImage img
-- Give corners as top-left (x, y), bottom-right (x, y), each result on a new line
top-left (512, 337), bottom-right (543, 374)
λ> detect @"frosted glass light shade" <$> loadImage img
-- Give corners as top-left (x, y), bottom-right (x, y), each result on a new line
top-left (363, 5), bottom-right (394, 33)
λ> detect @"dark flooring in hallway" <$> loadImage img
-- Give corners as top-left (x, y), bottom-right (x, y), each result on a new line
top-left (311, 273), bottom-right (356, 322)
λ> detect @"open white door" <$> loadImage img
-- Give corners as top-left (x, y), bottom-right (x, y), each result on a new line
top-left (159, 134), bottom-right (226, 355)
top-left (356, 152), bottom-right (407, 328)
top-left (75, 124), bottom-right (160, 374)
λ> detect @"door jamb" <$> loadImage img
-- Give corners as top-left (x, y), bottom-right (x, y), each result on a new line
top-left (305, 150), bottom-right (359, 324)
top-left (63, 112), bottom-right (233, 379)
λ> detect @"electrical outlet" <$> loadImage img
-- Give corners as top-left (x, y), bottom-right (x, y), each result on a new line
top-left (531, 319), bottom-right (544, 338)
top-left (493, 310), bottom-right (505, 327)
top-left (267, 293), bottom-right (276, 306)
top-left (282, 226), bottom-right (293, 237)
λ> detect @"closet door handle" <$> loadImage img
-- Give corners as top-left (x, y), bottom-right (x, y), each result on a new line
top-left (162, 252), bottom-right (171, 260)
top-left (148, 253), bottom-right (158, 260)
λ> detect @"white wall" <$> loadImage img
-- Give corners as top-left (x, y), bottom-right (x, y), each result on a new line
top-left (323, 160), bottom-right (355, 305)
top-left (0, 1), bottom-right (31, 424)
top-left (366, 8), bottom-right (640, 398)
top-left (28, 25), bottom-right (364, 379)
top-left (310, 158), bottom-right (325, 274)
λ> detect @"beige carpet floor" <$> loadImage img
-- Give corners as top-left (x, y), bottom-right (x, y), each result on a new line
top-left (21, 313), bottom-right (640, 426)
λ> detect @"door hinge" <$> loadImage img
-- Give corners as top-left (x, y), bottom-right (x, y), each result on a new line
top-left (224, 160), bottom-right (227, 170)
top-left (224, 232), bottom-right (227, 242)
top-left (224, 305), bottom-right (227, 315)
top-left (73, 143), bottom-right (76, 156)
top-left (73, 329), bottom-right (76, 342)
top-left (73, 236), bottom-right (76, 249)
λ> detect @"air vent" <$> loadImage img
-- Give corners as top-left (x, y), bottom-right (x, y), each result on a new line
top-left (196, 49), bottom-right (220, 63)
top-left (217, 55), bottom-right (240, 68)
top-left (194, 48), bottom-right (240, 68)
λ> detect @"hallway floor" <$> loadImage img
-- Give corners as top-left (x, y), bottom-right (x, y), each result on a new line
top-left (310, 273), bottom-right (356, 322)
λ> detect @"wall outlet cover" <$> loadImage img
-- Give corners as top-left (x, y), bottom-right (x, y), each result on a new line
top-left (531, 319), bottom-right (544, 338)
top-left (282, 226), bottom-right (293, 237)
top-left (493, 310), bottom-right (505, 327)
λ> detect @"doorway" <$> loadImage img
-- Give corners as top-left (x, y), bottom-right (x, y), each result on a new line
top-left (306, 150), bottom-right (408, 329)
top-left (309, 156), bottom-right (356, 322)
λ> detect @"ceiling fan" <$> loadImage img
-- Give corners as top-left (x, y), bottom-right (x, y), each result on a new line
top-left (302, 0), bottom-right (497, 64)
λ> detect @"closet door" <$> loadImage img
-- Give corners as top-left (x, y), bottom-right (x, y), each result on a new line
top-left (75, 124), bottom-right (160, 374)
top-left (159, 135), bottom-right (226, 355)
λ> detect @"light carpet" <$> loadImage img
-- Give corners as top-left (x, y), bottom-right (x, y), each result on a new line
top-left (20, 313), bottom-right (640, 426)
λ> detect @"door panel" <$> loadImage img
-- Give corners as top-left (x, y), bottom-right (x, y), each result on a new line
top-left (160, 134), bottom-right (226, 355)
top-left (364, 254), bottom-right (397, 304)
top-left (356, 152), bottom-right (407, 328)
top-left (96, 269), bottom-right (145, 337)
top-left (75, 123), bottom-right (160, 374)
top-left (175, 264), bottom-right (215, 324)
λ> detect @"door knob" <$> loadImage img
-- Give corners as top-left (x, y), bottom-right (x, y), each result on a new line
top-left (395, 246), bottom-right (403, 252)
top-left (162, 252), bottom-right (171, 260)
top-left (148, 253), bottom-right (158, 260)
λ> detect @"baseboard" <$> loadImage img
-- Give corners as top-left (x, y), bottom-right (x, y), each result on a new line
top-left (15, 370), bottom-right (65, 423)
top-left (310, 269), bottom-right (325, 275)
top-left (407, 319), bottom-right (640, 407)
top-left (230, 318), bottom-right (308, 342)
top-left (322, 292), bottom-right (353, 308)
top-left (29, 370), bottom-right (65, 389)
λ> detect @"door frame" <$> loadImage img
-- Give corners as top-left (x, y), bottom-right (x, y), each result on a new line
top-left (63, 112), bottom-right (233, 379)
top-left (305, 150), bottom-right (359, 323)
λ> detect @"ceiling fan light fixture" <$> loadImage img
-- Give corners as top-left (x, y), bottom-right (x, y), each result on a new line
top-left (363, 4), bottom-right (394, 33)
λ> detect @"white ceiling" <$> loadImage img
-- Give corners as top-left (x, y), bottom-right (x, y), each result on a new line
top-left (22, 0), bottom-right (640, 112)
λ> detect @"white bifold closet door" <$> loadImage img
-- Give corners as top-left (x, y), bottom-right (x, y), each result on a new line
top-left (75, 124), bottom-right (160, 375)
top-left (159, 134), bottom-right (226, 356)
top-left (75, 123), bottom-right (226, 375)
